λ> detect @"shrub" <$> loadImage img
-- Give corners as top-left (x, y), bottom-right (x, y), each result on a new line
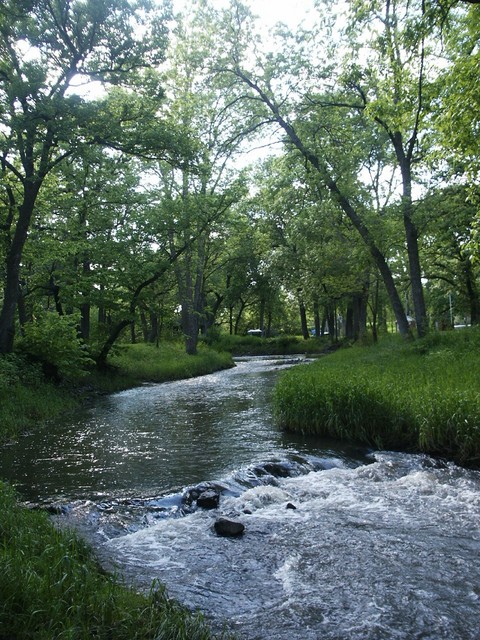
top-left (17, 313), bottom-right (93, 380)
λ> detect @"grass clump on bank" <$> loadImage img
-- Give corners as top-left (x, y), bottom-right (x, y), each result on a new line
top-left (273, 329), bottom-right (480, 464)
top-left (0, 481), bottom-right (225, 640)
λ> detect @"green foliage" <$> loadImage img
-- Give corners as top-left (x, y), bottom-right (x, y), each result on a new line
top-left (0, 354), bottom-right (43, 391)
top-left (0, 354), bottom-right (74, 441)
top-left (207, 333), bottom-right (330, 356)
top-left (0, 482), bottom-right (225, 640)
top-left (274, 329), bottom-right (480, 464)
top-left (17, 313), bottom-right (94, 379)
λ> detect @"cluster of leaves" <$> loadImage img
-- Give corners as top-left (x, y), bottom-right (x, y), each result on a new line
top-left (16, 313), bottom-right (94, 380)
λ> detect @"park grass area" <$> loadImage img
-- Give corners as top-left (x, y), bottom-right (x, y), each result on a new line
top-left (0, 481), bottom-right (227, 640)
top-left (273, 328), bottom-right (480, 465)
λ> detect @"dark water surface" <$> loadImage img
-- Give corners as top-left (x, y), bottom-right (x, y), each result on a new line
top-left (1, 356), bottom-right (479, 639)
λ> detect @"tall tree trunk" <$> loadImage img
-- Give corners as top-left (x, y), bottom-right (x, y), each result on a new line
top-left (266, 310), bottom-right (273, 337)
top-left (464, 267), bottom-right (480, 325)
top-left (148, 312), bottom-right (160, 343)
top-left (345, 301), bottom-right (354, 340)
top-left (0, 183), bottom-right (40, 353)
top-left (49, 275), bottom-right (64, 316)
top-left (140, 308), bottom-right (149, 342)
top-left (79, 259), bottom-right (91, 341)
top-left (229, 305), bottom-right (234, 335)
top-left (298, 295), bottom-right (309, 340)
top-left (259, 297), bottom-right (266, 337)
top-left (313, 301), bottom-right (321, 338)
top-left (370, 276), bottom-right (380, 343)
top-left (397, 143), bottom-right (427, 337)
top-left (234, 298), bottom-right (246, 335)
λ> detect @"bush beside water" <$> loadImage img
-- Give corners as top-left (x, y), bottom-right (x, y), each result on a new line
top-left (273, 329), bottom-right (480, 464)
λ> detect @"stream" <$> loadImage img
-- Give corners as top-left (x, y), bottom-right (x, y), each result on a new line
top-left (1, 356), bottom-right (479, 639)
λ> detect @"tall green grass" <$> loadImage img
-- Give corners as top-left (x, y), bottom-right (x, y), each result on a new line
top-left (0, 482), bottom-right (226, 640)
top-left (108, 342), bottom-right (233, 386)
top-left (274, 329), bottom-right (480, 464)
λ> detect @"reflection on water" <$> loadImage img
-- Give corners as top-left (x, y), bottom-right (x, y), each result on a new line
top-left (0, 356), bottom-right (365, 503)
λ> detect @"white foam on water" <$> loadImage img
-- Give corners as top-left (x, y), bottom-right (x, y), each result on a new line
top-left (104, 453), bottom-right (480, 640)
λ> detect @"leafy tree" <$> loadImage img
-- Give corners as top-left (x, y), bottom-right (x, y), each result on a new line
top-left (435, 2), bottom-right (480, 182)
top-left (0, 0), bottom-right (173, 353)
top-left (208, 0), bottom-right (467, 338)
top-left (207, 0), bottom-right (415, 337)
top-left (151, 8), bottom-right (252, 354)
top-left (418, 186), bottom-right (480, 325)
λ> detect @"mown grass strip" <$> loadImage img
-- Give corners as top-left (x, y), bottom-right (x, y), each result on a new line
top-left (273, 330), bottom-right (480, 464)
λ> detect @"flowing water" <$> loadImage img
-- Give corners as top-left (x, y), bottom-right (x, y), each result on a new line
top-left (1, 356), bottom-right (479, 639)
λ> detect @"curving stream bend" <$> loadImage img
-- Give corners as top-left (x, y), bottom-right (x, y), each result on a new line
top-left (1, 356), bottom-right (479, 639)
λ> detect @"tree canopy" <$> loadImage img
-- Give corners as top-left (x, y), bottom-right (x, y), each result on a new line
top-left (0, 0), bottom-right (478, 370)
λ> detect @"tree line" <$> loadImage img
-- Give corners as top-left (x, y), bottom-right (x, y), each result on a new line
top-left (0, 0), bottom-right (479, 371)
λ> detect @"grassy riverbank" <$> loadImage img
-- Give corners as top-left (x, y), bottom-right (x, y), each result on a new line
top-left (0, 342), bottom-right (233, 443)
top-left (208, 333), bottom-right (331, 356)
top-left (0, 342), bottom-right (233, 640)
top-left (0, 481), bottom-right (226, 640)
top-left (274, 329), bottom-right (480, 465)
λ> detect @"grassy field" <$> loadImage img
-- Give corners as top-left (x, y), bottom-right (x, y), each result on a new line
top-left (274, 329), bottom-right (480, 465)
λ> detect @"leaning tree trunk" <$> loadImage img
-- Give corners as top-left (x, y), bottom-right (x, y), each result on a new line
top-left (231, 76), bottom-right (412, 339)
